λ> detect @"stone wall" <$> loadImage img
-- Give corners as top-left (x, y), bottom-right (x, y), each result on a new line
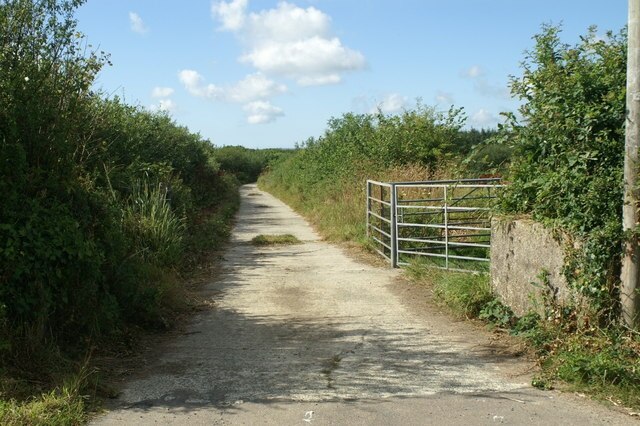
top-left (490, 217), bottom-right (578, 317)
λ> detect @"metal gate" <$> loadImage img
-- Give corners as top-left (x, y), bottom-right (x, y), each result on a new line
top-left (366, 178), bottom-right (503, 272)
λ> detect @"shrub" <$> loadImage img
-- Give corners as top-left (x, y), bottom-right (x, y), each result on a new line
top-left (496, 24), bottom-right (627, 320)
top-left (0, 0), bottom-right (238, 358)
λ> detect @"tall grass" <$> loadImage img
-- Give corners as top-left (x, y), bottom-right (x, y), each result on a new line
top-left (123, 180), bottom-right (187, 266)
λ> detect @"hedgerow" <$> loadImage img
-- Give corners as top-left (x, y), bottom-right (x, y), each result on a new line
top-left (496, 24), bottom-right (628, 321)
top-left (259, 103), bottom-right (501, 241)
top-left (0, 0), bottom-right (238, 372)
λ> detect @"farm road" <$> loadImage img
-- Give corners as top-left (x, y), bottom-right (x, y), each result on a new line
top-left (93, 184), bottom-right (633, 425)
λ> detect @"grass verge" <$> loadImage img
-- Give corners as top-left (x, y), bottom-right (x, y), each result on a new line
top-left (0, 352), bottom-right (95, 426)
top-left (406, 263), bottom-right (493, 318)
top-left (525, 318), bottom-right (640, 409)
top-left (251, 234), bottom-right (301, 245)
top-left (0, 369), bottom-right (89, 426)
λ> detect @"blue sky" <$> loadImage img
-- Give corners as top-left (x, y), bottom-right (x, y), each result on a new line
top-left (76, 1), bottom-right (627, 148)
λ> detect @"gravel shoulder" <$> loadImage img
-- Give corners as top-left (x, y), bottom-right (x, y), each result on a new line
top-left (92, 184), bottom-right (635, 425)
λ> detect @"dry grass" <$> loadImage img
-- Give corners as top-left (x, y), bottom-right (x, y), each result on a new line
top-left (259, 161), bottom-right (463, 247)
top-left (318, 162), bottom-right (460, 243)
top-left (251, 234), bottom-right (301, 245)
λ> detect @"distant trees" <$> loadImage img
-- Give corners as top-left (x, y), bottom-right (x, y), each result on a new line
top-left (214, 146), bottom-right (293, 184)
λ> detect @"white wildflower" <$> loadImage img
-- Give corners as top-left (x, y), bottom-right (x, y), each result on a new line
top-left (24, 76), bottom-right (29, 82)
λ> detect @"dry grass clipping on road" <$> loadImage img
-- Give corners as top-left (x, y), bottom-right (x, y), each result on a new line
top-left (251, 234), bottom-right (301, 246)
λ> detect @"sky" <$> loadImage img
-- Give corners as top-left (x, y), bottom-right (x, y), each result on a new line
top-left (76, 1), bottom-right (627, 149)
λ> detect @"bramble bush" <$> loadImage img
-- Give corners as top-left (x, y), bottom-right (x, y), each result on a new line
top-left (491, 27), bottom-right (640, 403)
top-left (1, 0), bottom-right (114, 353)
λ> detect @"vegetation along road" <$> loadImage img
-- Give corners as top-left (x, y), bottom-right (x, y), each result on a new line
top-left (92, 185), bottom-right (632, 425)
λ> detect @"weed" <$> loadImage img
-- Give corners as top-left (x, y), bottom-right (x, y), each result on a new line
top-left (123, 180), bottom-right (187, 266)
top-left (406, 262), bottom-right (493, 318)
top-left (479, 300), bottom-right (515, 328)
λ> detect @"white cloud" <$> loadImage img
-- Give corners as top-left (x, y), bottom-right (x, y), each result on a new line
top-left (464, 65), bottom-right (483, 78)
top-left (435, 90), bottom-right (454, 105)
top-left (212, 0), bottom-right (366, 86)
top-left (150, 87), bottom-right (177, 113)
top-left (129, 12), bottom-right (148, 34)
top-left (226, 72), bottom-right (287, 102)
top-left (178, 69), bottom-right (224, 99)
top-left (157, 99), bottom-right (177, 112)
top-left (178, 70), bottom-right (201, 89)
top-left (240, 36), bottom-right (365, 86)
top-left (151, 87), bottom-right (175, 99)
top-left (212, 0), bottom-right (247, 31)
top-left (150, 98), bottom-right (177, 113)
top-left (371, 93), bottom-right (407, 114)
top-left (245, 2), bottom-right (331, 42)
top-left (178, 69), bottom-right (286, 103)
top-left (298, 74), bottom-right (341, 86)
top-left (462, 65), bottom-right (509, 99)
top-left (179, 69), bottom-right (287, 124)
top-left (243, 100), bottom-right (284, 124)
top-left (471, 108), bottom-right (497, 127)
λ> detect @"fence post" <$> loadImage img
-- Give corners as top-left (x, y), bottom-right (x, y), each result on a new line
top-left (390, 183), bottom-right (398, 268)
top-left (366, 181), bottom-right (371, 239)
top-left (444, 185), bottom-right (449, 270)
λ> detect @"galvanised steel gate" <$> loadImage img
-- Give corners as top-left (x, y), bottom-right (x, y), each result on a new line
top-left (366, 178), bottom-right (503, 272)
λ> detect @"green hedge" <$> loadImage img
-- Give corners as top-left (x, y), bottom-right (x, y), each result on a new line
top-left (496, 24), bottom-right (627, 320)
top-left (0, 0), bottom-right (237, 361)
